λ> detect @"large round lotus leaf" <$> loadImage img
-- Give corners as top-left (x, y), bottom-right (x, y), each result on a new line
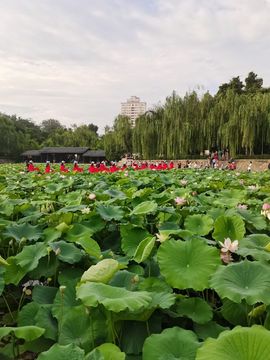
top-left (157, 238), bottom-right (220, 290)
top-left (96, 205), bottom-right (124, 221)
top-left (174, 297), bottom-right (213, 324)
top-left (210, 260), bottom-right (270, 305)
top-left (86, 343), bottom-right (125, 360)
top-left (131, 201), bottom-right (158, 215)
top-left (81, 259), bottom-right (121, 283)
top-left (196, 325), bottom-right (270, 360)
top-left (184, 214), bottom-right (214, 236)
top-left (77, 282), bottom-right (152, 312)
top-left (4, 223), bottom-right (43, 242)
top-left (142, 326), bottom-right (200, 360)
top-left (212, 215), bottom-right (245, 241)
top-left (0, 326), bottom-right (45, 341)
top-left (37, 343), bottom-right (85, 360)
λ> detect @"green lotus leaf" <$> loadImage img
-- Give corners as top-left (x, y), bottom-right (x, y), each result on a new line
top-left (14, 242), bottom-right (48, 272)
top-left (133, 236), bottom-right (156, 263)
top-left (0, 326), bottom-right (45, 341)
top-left (18, 302), bottom-right (40, 326)
top-left (120, 224), bottom-right (150, 257)
top-left (75, 237), bottom-right (101, 259)
top-left (194, 321), bottom-right (229, 340)
top-left (237, 209), bottom-right (267, 230)
top-left (210, 260), bottom-right (270, 305)
top-left (66, 223), bottom-right (94, 241)
top-left (49, 241), bottom-right (83, 264)
top-left (81, 259), bottom-right (121, 283)
top-left (32, 286), bottom-right (58, 304)
top-left (76, 282), bottom-right (152, 312)
top-left (237, 234), bottom-right (270, 261)
top-left (157, 238), bottom-right (220, 290)
top-left (58, 305), bottom-right (98, 353)
top-left (131, 201), bottom-right (158, 215)
top-left (34, 306), bottom-right (58, 340)
top-left (143, 326), bottom-right (200, 360)
top-left (174, 297), bottom-right (213, 324)
top-left (96, 205), bottom-right (124, 221)
top-left (4, 223), bottom-right (43, 242)
top-left (4, 256), bottom-right (26, 285)
top-left (212, 215), bottom-right (245, 241)
top-left (58, 191), bottom-right (83, 206)
top-left (196, 325), bottom-right (270, 360)
top-left (37, 343), bottom-right (85, 360)
top-left (221, 299), bottom-right (252, 326)
top-left (86, 343), bottom-right (125, 360)
top-left (104, 189), bottom-right (127, 199)
top-left (184, 214), bottom-right (214, 236)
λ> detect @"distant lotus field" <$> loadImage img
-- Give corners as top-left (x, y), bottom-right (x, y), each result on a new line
top-left (0, 164), bottom-right (270, 359)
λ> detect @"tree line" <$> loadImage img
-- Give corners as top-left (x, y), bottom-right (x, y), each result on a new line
top-left (0, 116), bottom-right (102, 160)
top-left (1, 71), bottom-right (270, 161)
top-left (104, 72), bottom-right (270, 160)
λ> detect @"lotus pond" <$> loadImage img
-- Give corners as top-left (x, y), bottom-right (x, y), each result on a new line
top-left (0, 164), bottom-right (270, 359)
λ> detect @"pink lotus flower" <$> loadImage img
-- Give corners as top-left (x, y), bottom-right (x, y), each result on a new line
top-left (219, 238), bottom-right (239, 253)
top-left (124, 171), bottom-right (129, 177)
top-left (262, 203), bottom-right (270, 211)
top-left (261, 203), bottom-right (270, 220)
top-left (88, 193), bottom-right (96, 200)
top-left (237, 204), bottom-right (247, 210)
top-left (220, 252), bottom-right (233, 264)
top-left (175, 197), bottom-right (186, 206)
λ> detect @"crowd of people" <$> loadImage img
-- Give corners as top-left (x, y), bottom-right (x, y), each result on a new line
top-left (25, 158), bottom-right (270, 174)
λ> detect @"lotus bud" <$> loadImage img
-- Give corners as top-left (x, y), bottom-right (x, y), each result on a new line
top-left (59, 285), bottom-right (66, 295)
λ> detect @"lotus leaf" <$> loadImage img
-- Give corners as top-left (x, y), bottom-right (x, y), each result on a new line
top-left (157, 238), bottom-right (220, 290)
top-left (173, 297), bottom-right (213, 324)
top-left (37, 343), bottom-right (85, 360)
top-left (49, 241), bottom-right (83, 264)
top-left (120, 224), bottom-right (150, 257)
top-left (96, 205), bottom-right (124, 221)
top-left (184, 214), bottom-right (214, 236)
top-left (143, 326), bottom-right (200, 360)
top-left (131, 201), bottom-right (158, 215)
top-left (81, 259), bottom-right (121, 283)
top-left (210, 260), bottom-right (270, 305)
top-left (0, 326), bottom-right (45, 341)
top-left (77, 282), bottom-right (152, 312)
top-left (213, 215), bottom-right (245, 241)
top-left (133, 236), bottom-right (156, 263)
top-left (86, 343), bottom-right (125, 360)
top-left (4, 223), bottom-right (43, 242)
top-left (196, 325), bottom-right (270, 360)
top-left (15, 242), bottom-right (48, 272)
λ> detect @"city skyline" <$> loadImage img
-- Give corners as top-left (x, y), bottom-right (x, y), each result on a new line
top-left (1, 0), bottom-right (270, 132)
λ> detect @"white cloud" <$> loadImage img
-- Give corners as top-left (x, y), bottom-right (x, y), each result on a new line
top-left (0, 0), bottom-right (270, 132)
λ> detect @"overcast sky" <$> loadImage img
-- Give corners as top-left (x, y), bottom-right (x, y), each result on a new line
top-left (1, 0), bottom-right (270, 132)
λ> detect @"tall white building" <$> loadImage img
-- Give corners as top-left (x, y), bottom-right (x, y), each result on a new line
top-left (121, 96), bottom-right (147, 126)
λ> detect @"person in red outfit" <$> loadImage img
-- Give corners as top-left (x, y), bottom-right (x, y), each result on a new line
top-left (88, 162), bottom-right (97, 173)
top-left (27, 160), bottom-right (40, 172)
top-left (169, 161), bottom-right (174, 169)
top-left (45, 161), bottom-right (52, 173)
top-left (60, 161), bottom-right (69, 172)
top-left (73, 161), bottom-right (83, 172)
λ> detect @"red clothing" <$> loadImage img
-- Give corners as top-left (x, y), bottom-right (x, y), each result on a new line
top-left (73, 164), bottom-right (83, 172)
top-left (27, 163), bottom-right (40, 172)
top-left (45, 165), bottom-right (51, 173)
top-left (60, 164), bottom-right (69, 172)
top-left (88, 165), bottom-right (97, 173)
top-left (169, 162), bottom-right (174, 169)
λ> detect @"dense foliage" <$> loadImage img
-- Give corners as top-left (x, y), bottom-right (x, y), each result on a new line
top-left (0, 165), bottom-right (270, 359)
top-left (105, 72), bottom-right (270, 160)
top-left (0, 116), bottom-right (102, 161)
